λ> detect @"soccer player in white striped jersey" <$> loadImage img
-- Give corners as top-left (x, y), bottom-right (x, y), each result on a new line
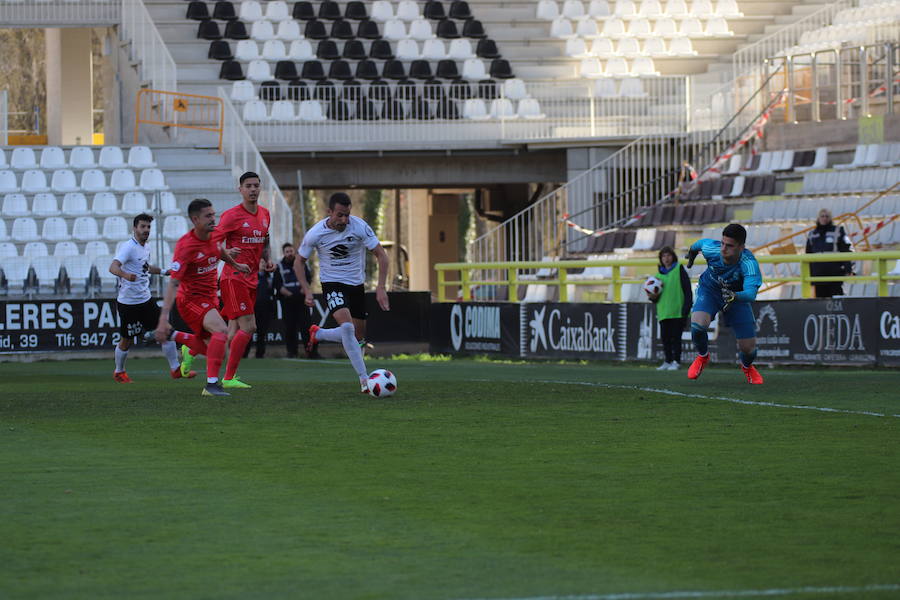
top-left (294, 193), bottom-right (390, 392)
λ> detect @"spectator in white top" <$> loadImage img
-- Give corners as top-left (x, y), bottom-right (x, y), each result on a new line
top-left (108, 213), bottom-right (195, 383)
top-left (295, 193), bottom-right (390, 393)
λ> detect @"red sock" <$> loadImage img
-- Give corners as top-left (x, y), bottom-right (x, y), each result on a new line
top-left (225, 330), bottom-right (252, 380)
top-left (206, 332), bottom-right (227, 380)
top-left (173, 331), bottom-right (208, 356)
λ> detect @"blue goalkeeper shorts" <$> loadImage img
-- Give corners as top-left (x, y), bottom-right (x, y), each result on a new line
top-left (692, 285), bottom-right (757, 340)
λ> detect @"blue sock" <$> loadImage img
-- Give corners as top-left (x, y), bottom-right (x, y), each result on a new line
top-left (740, 349), bottom-right (757, 368)
top-left (691, 322), bottom-right (709, 356)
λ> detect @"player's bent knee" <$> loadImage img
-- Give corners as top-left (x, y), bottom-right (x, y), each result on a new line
top-left (339, 321), bottom-right (355, 336)
top-left (690, 322), bottom-right (708, 333)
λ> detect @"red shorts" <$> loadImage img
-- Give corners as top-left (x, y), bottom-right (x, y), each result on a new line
top-left (176, 296), bottom-right (217, 339)
top-left (219, 278), bottom-right (257, 320)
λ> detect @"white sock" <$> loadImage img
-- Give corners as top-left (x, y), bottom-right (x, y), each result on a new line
top-left (338, 322), bottom-right (367, 379)
top-left (207, 377), bottom-right (218, 384)
top-left (315, 326), bottom-right (344, 343)
top-left (161, 341), bottom-right (180, 370)
top-left (114, 346), bottom-right (128, 373)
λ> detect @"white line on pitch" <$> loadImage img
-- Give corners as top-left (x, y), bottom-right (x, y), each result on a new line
top-left (496, 379), bottom-right (900, 419)
top-left (454, 583), bottom-right (900, 600)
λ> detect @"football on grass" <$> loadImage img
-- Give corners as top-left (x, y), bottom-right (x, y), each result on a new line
top-left (367, 369), bottom-right (398, 398)
top-left (643, 276), bottom-right (663, 296)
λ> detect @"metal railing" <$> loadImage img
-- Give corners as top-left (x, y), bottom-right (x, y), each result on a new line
top-left (435, 252), bottom-right (900, 303)
top-left (134, 89), bottom-right (224, 150)
top-left (0, 91), bottom-right (7, 146)
top-left (733, 0), bottom-right (855, 103)
top-left (0, 0), bottom-right (118, 26)
top-left (218, 87), bottom-right (293, 253)
top-left (121, 0), bottom-right (177, 97)
top-left (766, 42), bottom-right (900, 123)
top-left (237, 77), bottom-right (688, 151)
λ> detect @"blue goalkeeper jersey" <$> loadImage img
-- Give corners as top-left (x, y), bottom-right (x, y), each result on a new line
top-left (690, 238), bottom-right (762, 303)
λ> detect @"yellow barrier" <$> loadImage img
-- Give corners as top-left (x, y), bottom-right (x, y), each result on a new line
top-left (435, 251), bottom-right (900, 302)
top-left (134, 89), bottom-right (224, 151)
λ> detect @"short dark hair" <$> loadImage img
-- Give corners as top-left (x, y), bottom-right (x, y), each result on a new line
top-left (282, 242), bottom-right (294, 250)
top-left (133, 213), bottom-right (153, 228)
top-left (658, 245), bottom-right (677, 265)
top-left (188, 198), bottom-right (212, 217)
top-left (239, 171), bottom-right (260, 184)
top-left (328, 192), bottom-right (352, 210)
top-left (722, 223), bottom-right (747, 245)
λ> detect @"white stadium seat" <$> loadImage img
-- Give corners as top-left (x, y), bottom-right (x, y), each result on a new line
top-left (23, 241), bottom-right (49, 258)
top-left (536, 0), bottom-right (559, 19)
top-left (69, 146), bottom-right (96, 168)
top-left (99, 146), bottom-right (127, 169)
top-left (102, 216), bottom-right (128, 241)
top-left (62, 192), bottom-right (90, 216)
top-left (251, 21), bottom-right (275, 41)
top-left (41, 217), bottom-right (68, 242)
top-left (383, 19), bottom-right (408, 41)
top-left (159, 191), bottom-right (180, 215)
top-left (594, 78), bottom-right (619, 98)
top-left (121, 191), bottom-right (149, 214)
top-left (2, 193), bottom-right (29, 217)
top-left (32, 193), bottom-right (60, 216)
top-left (11, 147), bottom-right (37, 169)
top-left (566, 37), bottom-right (590, 58)
top-left (163, 216), bottom-right (189, 241)
top-left (51, 169), bottom-right (79, 193)
top-left (0, 241), bottom-right (16, 257)
top-left (235, 40), bottom-right (260, 61)
top-left (22, 170), bottom-right (50, 193)
top-left (239, 0), bottom-right (263, 21)
top-left (0, 220), bottom-right (7, 242)
top-left (517, 99), bottom-right (546, 119)
top-left (83, 240), bottom-right (109, 257)
top-left (231, 80), bottom-right (256, 102)
top-left (139, 169), bottom-right (168, 191)
top-left (408, 18), bottom-right (434, 41)
top-left (12, 217), bottom-right (40, 242)
top-left (53, 241), bottom-right (79, 257)
top-left (550, 17), bottom-right (575, 38)
top-left (246, 59), bottom-right (272, 81)
top-left (462, 58), bottom-right (488, 81)
top-left (270, 100), bottom-right (298, 121)
top-left (92, 192), bottom-right (120, 215)
top-left (110, 168), bottom-right (138, 192)
top-left (562, 0), bottom-right (585, 19)
top-left (39, 147), bottom-right (67, 169)
top-left (32, 255), bottom-right (62, 291)
top-left (370, 0), bottom-right (394, 22)
top-left (262, 40), bottom-right (288, 60)
top-left (588, 0), bottom-right (610, 17)
top-left (0, 149), bottom-right (6, 169)
top-left (579, 57), bottom-right (604, 78)
top-left (127, 146), bottom-right (156, 168)
top-left (81, 169), bottom-right (109, 192)
top-left (298, 100), bottom-right (327, 121)
top-left (0, 170), bottom-right (17, 194)
top-left (463, 99), bottom-right (490, 120)
top-left (503, 78), bottom-right (529, 100)
top-left (396, 39), bottom-right (421, 60)
top-left (277, 20), bottom-right (303, 41)
top-left (289, 40), bottom-right (315, 60)
top-left (265, 0), bottom-right (290, 21)
top-left (243, 99), bottom-right (271, 122)
top-left (490, 98), bottom-right (517, 119)
top-left (396, 0), bottom-right (420, 20)
top-left (62, 254), bottom-right (93, 288)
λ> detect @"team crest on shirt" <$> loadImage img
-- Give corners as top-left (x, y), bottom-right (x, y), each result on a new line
top-left (262, 218), bottom-right (269, 228)
top-left (196, 252), bottom-right (204, 259)
top-left (242, 222), bottom-right (250, 227)
top-left (201, 303), bottom-right (209, 308)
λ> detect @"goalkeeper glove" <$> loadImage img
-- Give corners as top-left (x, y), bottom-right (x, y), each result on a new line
top-left (685, 248), bottom-right (699, 269)
top-left (721, 287), bottom-right (736, 311)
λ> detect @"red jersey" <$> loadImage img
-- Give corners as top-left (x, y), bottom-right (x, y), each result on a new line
top-left (213, 203), bottom-right (270, 289)
top-left (169, 229), bottom-right (221, 301)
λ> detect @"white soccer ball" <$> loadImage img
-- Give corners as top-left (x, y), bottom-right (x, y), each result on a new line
top-left (366, 368), bottom-right (398, 398)
top-left (643, 276), bottom-right (663, 296)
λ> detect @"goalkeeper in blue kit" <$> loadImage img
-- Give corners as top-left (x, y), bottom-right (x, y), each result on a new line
top-left (685, 223), bottom-right (764, 384)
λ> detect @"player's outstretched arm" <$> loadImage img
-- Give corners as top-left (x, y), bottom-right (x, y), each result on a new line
top-left (155, 278), bottom-right (180, 344)
top-left (293, 255), bottom-right (314, 307)
top-left (372, 244), bottom-right (390, 311)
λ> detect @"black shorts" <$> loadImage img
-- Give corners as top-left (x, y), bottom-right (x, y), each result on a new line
top-left (117, 299), bottom-right (160, 338)
top-left (321, 282), bottom-right (367, 320)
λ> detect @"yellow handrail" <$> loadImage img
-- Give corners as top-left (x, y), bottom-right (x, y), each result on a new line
top-left (134, 89), bottom-right (225, 152)
top-left (434, 252), bottom-right (900, 302)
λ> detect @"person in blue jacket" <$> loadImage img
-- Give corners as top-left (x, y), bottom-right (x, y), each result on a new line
top-left (685, 223), bottom-right (764, 385)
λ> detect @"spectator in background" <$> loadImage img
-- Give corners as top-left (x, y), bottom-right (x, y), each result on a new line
top-left (273, 242), bottom-right (315, 358)
top-left (806, 208), bottom-right (853, 298)
top-left (646, 245), bottom-right (693, 370)
top-left (246, 258), bottom-right (277, 358)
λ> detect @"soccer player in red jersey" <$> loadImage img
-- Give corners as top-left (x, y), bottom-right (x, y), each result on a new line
top-left (208, 171), bottom-right (275, 389)
top-left (155, 199), bottom-right (232, 397)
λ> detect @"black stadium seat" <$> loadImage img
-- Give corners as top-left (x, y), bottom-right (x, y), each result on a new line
top-left (286, 79), bottom-right (309, 100)
top-left (448, 79), bottom-right (472, 99)
top-left (436, 19), bottom-right (460, 39)
top-left (356, 97), bottom-right (379, 120)
top-left (409, 60), bottom-right (433, 80)
top-left (476, 39), bottom-right (500, 59)
top-left (342, 40), bottom-right (367, 60)
top-left (344, 1), bottom-right (368, 20)
top-left (368, 78), bottom-right (392, 100)
top-left (369, 39), bottom-right (394, 60)
top-left (410, 96), bottom-right (433, 119)
top-left (315, 79), bottom-right (336, 100)
top-left (382, 60), bottom-right (407, 80)
top-left (259, 80), bottom-right (282, 100)
top-left (436, 59), bottom-right (460, 80)
top-left (357, 19), bottom-right (381, 39)
top-left (316, 40), bottom-right (340, 60)
top-left (489, 58), bottom-right (514, 79)
top-left (318, 0), bottom-right (342, 20)
top-left (449, 0), bottom-right (473, 20)
top-left (424, 0), bottom-right (446, 19)
top-left (355, 59), bottom-right (380, 80)
top-left (187, 1), bottom-right (210, 20)
top-left (396, 78), bottom-right (417, 100)
top-left (198, 19), bottom-right (223, 40)
top-left (328, 98), bottom-right (352, 120)
top-left (435, 98), bottom-right (461, 119)
top-left (219, 60), bottom-right (244, 80)
top-left (382, 99), bottom-right (406, 120)
top-left (305, 20), bottom-right (328, 39)
top-left (328, 60), bottom-right (354, 80)
top-left (293, 1), bottom-right (315, 20)
top-left (476, 78), bottom-right (498, 99)
top-left (331, 19), bottom-right (355, 39)
top-left (423, 78), bottom-right (445, 99)
top-left (463, 19), bottom-right (486, 38)
top-left (275, 60), bottom-right (300, 80)
top-left (224, 20), bottom-right (249, 39)
top-left (341, 79), bottom-right (363, 100)
top-left (301, 60), bottom-right (326, 80)
top-left (213, 1), bottom-right (238, 20)
top-left (208, 40), bottom-right (233, 60)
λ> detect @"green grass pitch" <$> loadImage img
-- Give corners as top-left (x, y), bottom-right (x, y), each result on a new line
top-left (1, 356), bottom-right (898, 600)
